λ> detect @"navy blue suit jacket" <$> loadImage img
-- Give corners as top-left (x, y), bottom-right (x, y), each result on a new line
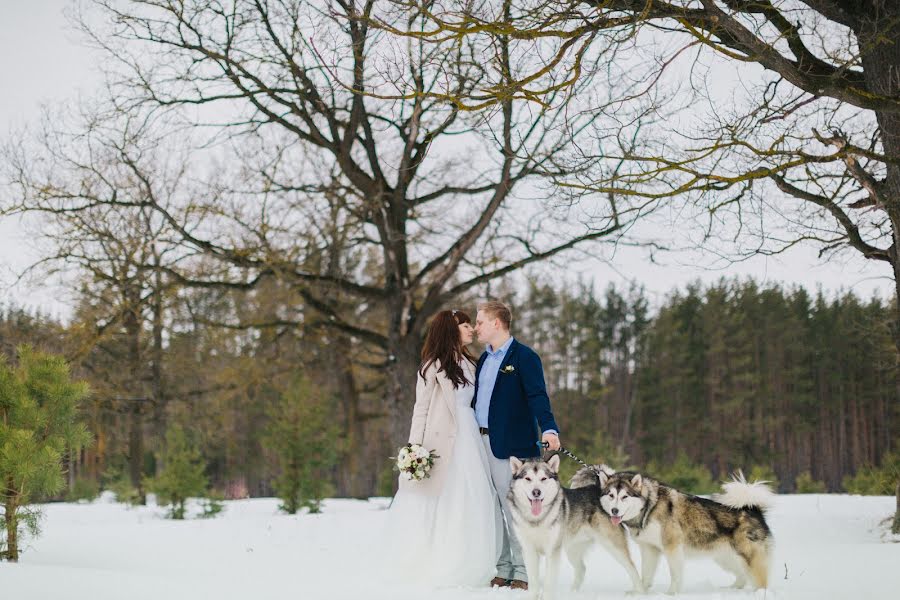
top-left (472, 339), bottom-right (559, 459)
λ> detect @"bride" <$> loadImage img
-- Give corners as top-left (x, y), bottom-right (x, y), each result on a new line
top-left (385, 309), bottom-right (501, 586)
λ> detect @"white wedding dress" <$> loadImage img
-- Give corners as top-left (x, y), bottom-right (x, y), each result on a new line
top-left (385, 365), bottom-right (502, 586)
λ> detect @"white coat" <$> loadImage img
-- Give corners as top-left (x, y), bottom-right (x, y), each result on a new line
top-left (402, 360), bottom-right (473, 496)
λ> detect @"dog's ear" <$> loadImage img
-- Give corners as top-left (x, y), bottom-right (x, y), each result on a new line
top-left (509, 457), bottom-right (523, 474)
top-left (630, 473), bottom-right (643, 490)
top-left (547, 454), bottom-right (560, 473)
top-left (598, 470), bottom-right (609, 488)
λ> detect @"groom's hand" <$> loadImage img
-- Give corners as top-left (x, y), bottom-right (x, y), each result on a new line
top-left (542, 431), bottom-right (560, 451)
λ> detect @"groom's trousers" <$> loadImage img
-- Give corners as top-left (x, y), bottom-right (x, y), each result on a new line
top-left (481, 434), bottom-right (528, 582)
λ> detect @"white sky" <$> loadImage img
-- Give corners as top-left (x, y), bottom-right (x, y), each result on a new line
top-left (0, 1), bottom-right (894, 321)
top-left (0, 1), bottom-right (102, 319)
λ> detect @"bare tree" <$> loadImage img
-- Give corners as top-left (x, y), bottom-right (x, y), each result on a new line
top-left (386, 0), bottom-right (900, 343)
top-left (382, 0), bottom-right (900, 520)
top-left (6, 0), bottom-right (662, 448)
top-left (3, 106), bottom-right (189, 501)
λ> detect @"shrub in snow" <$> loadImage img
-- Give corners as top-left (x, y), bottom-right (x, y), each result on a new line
top-left (843, 451), bottom-right (900, 496)
top-left (795, 471), bottom-right (827, 493)
top-left (67, 476), bottom-right (101, 503)
top-left (644, 452), bottom-right (717, 495)
top-left (103, 465), bottom-right (142, 505)
top-left (748, 464), bottom-right (780, 492)
top-left (264, 376), bottom-right (341, 514)
top-left (145, 425), bottom-right (209, 519)
top-left (199, 494), bottom-right (224, 519)
top-left (0, 346), bottom-right (91, 561)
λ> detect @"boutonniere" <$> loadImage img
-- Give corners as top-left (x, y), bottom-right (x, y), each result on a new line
top-left (500, 365), bottom-right (516, 374)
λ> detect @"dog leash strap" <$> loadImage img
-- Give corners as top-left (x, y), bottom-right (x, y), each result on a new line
top-left (538, 442), bottom-right (602, 477)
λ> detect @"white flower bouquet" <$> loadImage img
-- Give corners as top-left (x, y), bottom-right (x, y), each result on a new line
top-left (393, 443), bottom-right (439, 481)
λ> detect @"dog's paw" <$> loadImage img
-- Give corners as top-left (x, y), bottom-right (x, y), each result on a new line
top-left (625, 586), bottom-right (648, 596)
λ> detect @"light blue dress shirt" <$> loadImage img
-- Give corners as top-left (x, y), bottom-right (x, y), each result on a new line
top-left (475, 336), bottom-right (558, 437)
top-left (475, 336), bottom-right (514, 428)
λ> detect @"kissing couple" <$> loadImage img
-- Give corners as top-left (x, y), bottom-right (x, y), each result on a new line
top-left (386, 300), bottom-right (561, 590)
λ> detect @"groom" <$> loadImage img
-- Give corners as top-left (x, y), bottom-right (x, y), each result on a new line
top-left (473, 300), bottom-right (561, 591)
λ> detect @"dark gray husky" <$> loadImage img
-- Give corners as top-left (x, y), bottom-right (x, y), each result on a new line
top-left (507, 455), bottom-right (644, 599)
top-left (572, 466), bottom-right (774, 594)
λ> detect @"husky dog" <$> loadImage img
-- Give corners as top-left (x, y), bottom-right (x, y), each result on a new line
top-left (586, 467), bottom-right (774, 594)
top-left (507, 455), bottom-right (644, 599)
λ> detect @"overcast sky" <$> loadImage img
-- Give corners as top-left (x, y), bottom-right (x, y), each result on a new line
top-left (0, 1), bottom-right (894, 321)
top-left (1, 1), bottom-right (102, 319)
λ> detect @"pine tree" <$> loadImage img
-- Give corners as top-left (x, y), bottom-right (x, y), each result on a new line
top-left (784, 288), bottom-right (817, 489)
top-left (146, 425), bottom-right (208, 519)
top-left (0, 346), bottom-right (91, 562)
top-left (264, 376), bottom-right (341, 514)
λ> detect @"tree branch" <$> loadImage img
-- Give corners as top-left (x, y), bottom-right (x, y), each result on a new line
top-left (770, 174), bottom-right (891, 262)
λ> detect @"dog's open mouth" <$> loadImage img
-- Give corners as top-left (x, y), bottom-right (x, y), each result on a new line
top-left (530, 498), bottom-right (542, 516)
top-left (610, 515), bottom-right (623, 526)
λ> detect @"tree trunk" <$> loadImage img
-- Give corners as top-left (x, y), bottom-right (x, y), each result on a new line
top-left (893, 481), bottom-right (900, 534)
top-left (330, 344), bottom-right (370, 498)
top-left (123, 288), bottom-right (146, 504)
top-left (385, 334), bottom-right (422, 451)
top-left (92, 423), bottom-right (106, 482)
top-left (128, 404), bottom-right (144, 501)
top-left (150, 259), bottom-right (166, 449)
top-left (3, 484), bottom-right (17, 562)
top-left (856, 0), bottom-right (900, 536)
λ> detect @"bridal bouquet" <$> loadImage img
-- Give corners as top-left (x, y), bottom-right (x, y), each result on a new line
top-left (393, 443), bottom-right (439, 481)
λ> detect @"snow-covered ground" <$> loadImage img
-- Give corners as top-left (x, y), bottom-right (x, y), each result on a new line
top-left (1, 493), bottom-right (897, 599)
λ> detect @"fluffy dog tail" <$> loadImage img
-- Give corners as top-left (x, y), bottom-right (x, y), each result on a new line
top-left (569, 464), bottom-right (615, 488)
top-left (715, 470), bottom-right (775, 510)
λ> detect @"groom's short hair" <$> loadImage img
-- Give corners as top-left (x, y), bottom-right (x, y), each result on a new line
top-left (478, 300), bottom-right (512, 331)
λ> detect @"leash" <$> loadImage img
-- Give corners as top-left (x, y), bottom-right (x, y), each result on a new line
top-left (539, 441), bottom-right (649, 530)
top-left (538, 441), bottom-right (604, 479)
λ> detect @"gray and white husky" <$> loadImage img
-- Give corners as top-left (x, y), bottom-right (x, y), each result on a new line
top-left (585, 467), bottom-right (775, 594)
top-left (507, 455), bottom-right (645, 599)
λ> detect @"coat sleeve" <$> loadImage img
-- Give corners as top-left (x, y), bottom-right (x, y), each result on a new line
top-left (408, 369), bottom-right (431, 445)
top-left (519, 350), bottom-right (560, 435)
